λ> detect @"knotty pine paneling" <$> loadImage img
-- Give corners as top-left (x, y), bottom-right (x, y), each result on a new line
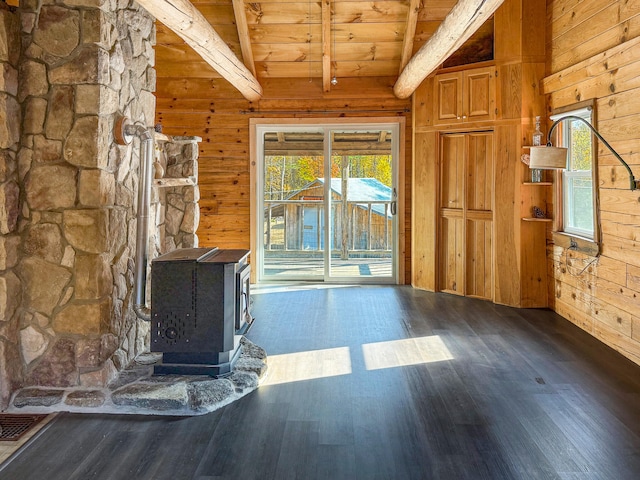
top-left (241, 1), bottom-right (409, 24)
top-left (254, 60), bottom-right (402, 79)
top-left (493, 124), bottom-right (521, 308)
top-left (411, 130), bottom-right (437, 291)
top-left (546, 0), bottom-right (640, 366)
top-left (416, 0), bottom-right (457, 22)
top-left (252, 42), bottom-right (404, 64)
top-left (547, 0), bottom-right (640, 73)
top-left (156, 75), bottom-right (412, 283)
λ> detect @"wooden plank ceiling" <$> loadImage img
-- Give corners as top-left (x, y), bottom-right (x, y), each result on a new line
top-left (155, 0), bottom-right (494, 94)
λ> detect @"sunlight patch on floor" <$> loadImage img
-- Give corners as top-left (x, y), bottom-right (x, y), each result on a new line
top-left (261, 336), bottom-right (454, 386)
top-left (362, 336), bottom-right (454, 370)
top-left (262, 347), bottom-right (352, 386)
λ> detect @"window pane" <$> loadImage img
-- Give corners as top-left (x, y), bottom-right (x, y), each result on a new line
top-left (560, 110), bottom-right (595, 239)
top-left (569, 121), bottom-right (592, 171)
top-left (566, 176), bottom-right (593, 233)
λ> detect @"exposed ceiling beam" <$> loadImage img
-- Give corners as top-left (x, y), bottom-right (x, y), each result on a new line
top-left (394, 0), bottom-right (504, 99)
top-left (399, 0), bottom-right (421, 74)
top-left (137, 0), bottom-right (262, 102)
top-left (322, 0), bottom-right (332, 92)
top-left (232, 0), bottom-right (257, 78)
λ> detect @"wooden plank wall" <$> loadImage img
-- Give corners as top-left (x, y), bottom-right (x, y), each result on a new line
top-left (155, 77), bottom-right (412, 282)
top-left (544, 0), bottom-right (640, 365)
top-left (412, 0), bottom-right (548, 309)
top-left (494, 0), bottom-right (548, 309)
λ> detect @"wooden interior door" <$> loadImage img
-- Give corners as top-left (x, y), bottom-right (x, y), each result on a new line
top-left (439, 131), bottom-right (494, 300)
top-left (465, 133), bottom-right (493, 299)
top-left (439, 134), bottom-right (465, 294)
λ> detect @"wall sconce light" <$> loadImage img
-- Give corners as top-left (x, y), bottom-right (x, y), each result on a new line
top-left (529, 115), bottom-right (639, 190)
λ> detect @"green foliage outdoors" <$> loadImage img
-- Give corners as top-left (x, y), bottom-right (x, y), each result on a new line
top-left (569, 121), bottom-right (592, 171)
top-left (264, 154), bottom-right (392, 200)
top-left (567, 120), bottom-right (594, 233)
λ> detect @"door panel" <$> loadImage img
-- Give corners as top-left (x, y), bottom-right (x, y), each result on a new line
top-left (465, 215), bottom-right (492, 300)
top-left (464, 68), bottom-right (495, 121)
top-left (439, 131), bottom-right (493, 300)
top-left (439, 134), bottom-right (465, 295)
top-left (434, 73), bottom-right (462, 125)
top-left (440, 214), bottom-right (464, 294)
top-left (440, 134), bottom-right (465, 210)
top-left (466, 133), bottom-right (493, 211)
top-left (465, 133), bottom-right (493, 299)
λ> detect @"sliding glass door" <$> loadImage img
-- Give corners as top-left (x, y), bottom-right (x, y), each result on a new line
top-left (261, 127), bottom-right (326, 279)
top-left (255, 122), bottom-right (399, 283)
top-left (328, 130), bottom-right (396, 279)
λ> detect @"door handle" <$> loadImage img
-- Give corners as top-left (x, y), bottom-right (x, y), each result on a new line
top-left (391, 188), bottom-right (398, 215)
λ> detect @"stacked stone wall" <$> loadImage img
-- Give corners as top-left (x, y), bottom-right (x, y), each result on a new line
top-left (0, 4), bottom-right (22, 409)
top-left (151, 136), bottom-right (201, 257)
top-left (0, 0), bottom-right (157, 407)
top-left (0, 0), bottom-right (204, 410)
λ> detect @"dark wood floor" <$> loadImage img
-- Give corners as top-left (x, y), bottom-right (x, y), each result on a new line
top-left (3, 286), bottom-right (640, 479)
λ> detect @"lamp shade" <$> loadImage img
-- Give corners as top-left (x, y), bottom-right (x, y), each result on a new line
top-left (529, 146), bottom-right (567, 169)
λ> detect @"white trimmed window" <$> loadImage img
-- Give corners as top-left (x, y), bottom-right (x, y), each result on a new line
top-left (551, 107), bottom-right (596, 240)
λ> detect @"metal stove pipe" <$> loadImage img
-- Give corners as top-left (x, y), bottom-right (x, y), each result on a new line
top-left (133, 127), bottom-right (154, 321)
top-left (115, 117), bottom-right (153, 321)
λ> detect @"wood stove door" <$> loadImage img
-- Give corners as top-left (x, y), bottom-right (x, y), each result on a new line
top-left (236, 263), bottom-right (253, 334)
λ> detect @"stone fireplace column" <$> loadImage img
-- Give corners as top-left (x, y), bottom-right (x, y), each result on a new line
top-left (1, 0), bottom-right (157, 402)
top-left (0, 5), bottom-right (22, 409)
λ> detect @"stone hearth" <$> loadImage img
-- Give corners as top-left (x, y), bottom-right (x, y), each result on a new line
top-left (6, 337), bottom-right (267, 416)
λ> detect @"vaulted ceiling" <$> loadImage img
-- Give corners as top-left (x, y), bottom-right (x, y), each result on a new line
top-left (153, 0), bottom-right (496, 100)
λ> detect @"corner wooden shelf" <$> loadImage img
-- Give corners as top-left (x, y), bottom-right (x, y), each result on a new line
top-left (522, 217), bottom-right (552, 222)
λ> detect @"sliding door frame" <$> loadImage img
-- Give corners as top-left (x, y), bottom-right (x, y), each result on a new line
top-left (250, 117), bottom-right (405, 284)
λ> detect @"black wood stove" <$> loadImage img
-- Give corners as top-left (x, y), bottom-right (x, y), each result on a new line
top-left (150, 247), bottom-right (253, 376)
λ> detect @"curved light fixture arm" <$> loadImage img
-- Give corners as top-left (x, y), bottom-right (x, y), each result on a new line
top-left (547, 115), bottom-right (639, 191)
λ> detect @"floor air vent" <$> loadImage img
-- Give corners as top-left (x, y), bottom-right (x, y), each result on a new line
top-left (0, 414), bottom-right (48, 442)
